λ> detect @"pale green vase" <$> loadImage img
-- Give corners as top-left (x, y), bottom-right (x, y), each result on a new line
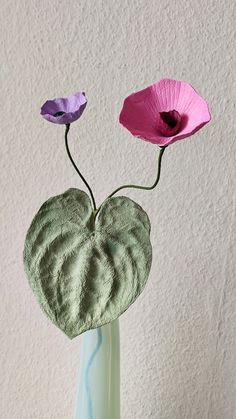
top-left (74, 319), bottom-right (120, 419)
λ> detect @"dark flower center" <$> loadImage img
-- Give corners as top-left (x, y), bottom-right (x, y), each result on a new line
top-left (157, 109), bottom-right (181, 137)
top-left (53, 111), bottom-right (66, 117)
top-left (160, 111), bottom-right (178, 128)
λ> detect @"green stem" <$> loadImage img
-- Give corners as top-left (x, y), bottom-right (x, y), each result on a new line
top-left (94, 146), bottom-right (166, 219)
top-left (65, 124), bottom-right (97, 211)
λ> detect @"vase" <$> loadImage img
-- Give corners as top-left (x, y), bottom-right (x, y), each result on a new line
top-left (74, 319), bottom-right (120, 419)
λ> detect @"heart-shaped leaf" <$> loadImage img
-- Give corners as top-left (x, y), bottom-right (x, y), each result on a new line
top-left (24, 188), bottom-right (152, 338)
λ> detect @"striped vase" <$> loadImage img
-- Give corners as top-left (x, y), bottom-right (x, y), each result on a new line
top-left (74, 319), bottom-right (120, 419)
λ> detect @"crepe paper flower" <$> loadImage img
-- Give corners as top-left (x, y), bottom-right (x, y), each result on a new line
top-left (40, 92), bottom-right (87, 125)
top-left (119, 79), bottom-right (211, 146)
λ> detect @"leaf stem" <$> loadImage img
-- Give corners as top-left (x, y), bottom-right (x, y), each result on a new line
top-left (64, 124), bottom-right (97, 211)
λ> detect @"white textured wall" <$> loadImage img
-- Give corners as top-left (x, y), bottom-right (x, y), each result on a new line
top-left (1, 1), bottom-right (236, 418)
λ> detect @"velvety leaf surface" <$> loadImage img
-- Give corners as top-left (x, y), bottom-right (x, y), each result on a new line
top-left (24, 188), bottom-right (152, 338)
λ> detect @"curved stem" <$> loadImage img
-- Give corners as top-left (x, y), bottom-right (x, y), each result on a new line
top-left (109, 146), bottom-right (166, 197)
top-left (94, 146), bottom-right (166, 219)
top-left (65, 124), bottom-right (97, 211)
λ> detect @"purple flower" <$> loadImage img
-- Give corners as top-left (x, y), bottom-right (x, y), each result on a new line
top-left (40, 92), bottom-right (87, 125)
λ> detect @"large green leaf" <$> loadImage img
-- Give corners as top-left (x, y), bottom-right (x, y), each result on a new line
top-left (24, 188), bottom-right (152, 338)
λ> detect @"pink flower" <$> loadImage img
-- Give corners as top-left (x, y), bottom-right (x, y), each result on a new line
top-left (119, 79), bottom-right (211, 146)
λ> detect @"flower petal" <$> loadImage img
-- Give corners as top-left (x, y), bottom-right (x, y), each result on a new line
top-left (153, 79), bottom-right (182, 111)
top-left (119, 86), bottom-right (159, 141)
top-left (66, 92), bottom-right (87, 112)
